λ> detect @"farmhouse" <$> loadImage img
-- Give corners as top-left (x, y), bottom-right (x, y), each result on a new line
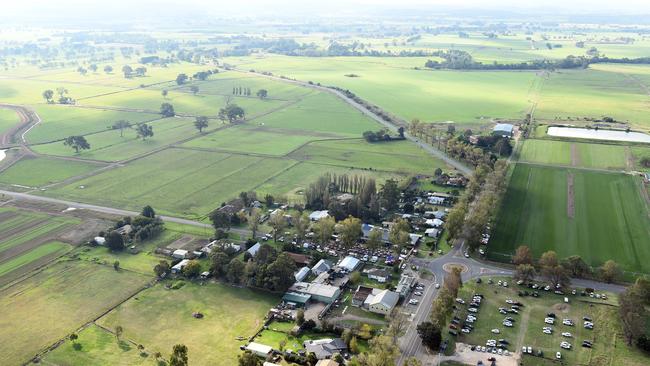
top-left (312, 259), bottom-right (333, 275)
top-left (303, 338), bottom-right (347, 360)
top-left (289, 282), bottom-right (341, 304)
top-left (492, 123), bottom-right (514, 137)
top-left (171, 259), bottom-right (190, 274)
top-left (295, 266), bottom-right (311, 282)
top-left (309, 210), bottom-right (330, 221)
top-left (247, 243), bottom-right (261, 257)
top-left (245, 342), bottom-right (273, 357)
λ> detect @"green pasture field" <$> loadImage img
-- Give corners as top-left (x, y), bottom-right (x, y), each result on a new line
top-left (97, 281), bottom-right (278, 366)
top-left (451, 279), bottom-right (649, 366)
top-left (0, 218), bottom-right (77, 253)
top-left (0, 260), bottom-right (150, 365)
top-left (254, 161), bottom-right (400, 203)
top-left (28, 105), bottom-right (158, 144)
top-left (42, 148), bottom-right (296, 218)
top-left (181, 124), bottom-right (326, 156)
top-left (0, 108), bottom-right (19, 137)
top-left (289, 139), bottom-right (445, 173)
top-left (518, 139), bottom-right (633, 170)
top-left (535, 67), bottom-right (650, 129)
top-left (42, 324), bottom-right (154, 366)
top-left (32, 117), bottom-right (204, 162)
top-left (489, 164), bottom-right (650, 273)
top-left (0, 78), bottom-right (122, 105)
top-left (225, 55), bottom-right (538, 124)
top-left (0, 156), bottom-right (103, 187)
top-left (0, 241), bottom-right (71, 277)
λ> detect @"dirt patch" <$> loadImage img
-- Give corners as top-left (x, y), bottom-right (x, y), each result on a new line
top-left (0, 211), bottom-right (18, 222)
top-left (567, 172), bottom-right (575, 219)
top-left (625, 146), bottom-right (634, 170)
top-left (552, 303), bottom-right (571, 313)
top-left (58, 219), bottom-right (110, 245)
top-left (167, 234), bottom-right (197, 250)
top-left (443, 263), bottom-right (469, 274)
top-left (0, 222), bottom-right (73, 263)
top-left (570, 143), bottom-right (581, 167)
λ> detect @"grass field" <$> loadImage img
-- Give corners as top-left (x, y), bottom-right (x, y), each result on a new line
top-left (535, 68), bottom-right (650, 129)
top-left (97, 281), bottom-right (278, 366)
top-left (518, 139), bottom-right (634, 170)
top-left (0, 260), bottom-right (150, 365)
top-left (450, 278), bottom-right (649, 366)
top-left (489, 164), bottom-right (650, 273)
top-left (0, 108), bottom-right (19, 137)
top-left (226, 55), bottom-right (538, 124)
top-left (42, 324), bottom-right (154, 366)
top-left (0, 156), bottom-right (104, 187)
top-left (0, 241), bottom-right (71, 277)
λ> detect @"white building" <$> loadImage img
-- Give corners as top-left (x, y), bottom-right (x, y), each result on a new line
top-left (309, 210), bottom-right (330, 221)
top-left (312, 259), bottom-right (333, 275)
top-left (172, 249), bottom-right (189, 259)
top-left (295, 267), bottom-right (310, 282)
top-left (171, 259), bottom-right (190, 274)
top-left (94, 236), bottom-right (106, 245)
top-left (246, 342), bottom-right (273, 357)
top-left (247, 243), bottom-right (261, 257)
top-left (337, 256), bottom-right (360, 272)
top-left (365, 289), bottom-right (400, 315)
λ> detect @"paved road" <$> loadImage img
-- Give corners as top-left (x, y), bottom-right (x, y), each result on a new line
top-left (0, 189), bottom-right (253, 238)
top-left (396, 243), bottom-right (627, 365)
top-left (237, 69), bottom-right (473, 175)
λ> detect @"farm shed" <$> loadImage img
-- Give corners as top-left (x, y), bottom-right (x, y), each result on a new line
top-left (312, 259), bottom-right (333, 275)
top-left (172, 249), bottom-right (189, 259)
top-left (247, 243), bottom-right (261, 257)
top-left (492, 123), bottom-right (514, 137)
top-left (171, 259), bottom-right (190, 274)
top-left (295, 266), bottom-right (311, 282)
top-left (366, 289), bottom-right (399, 315)
top-left (337, 256), bottom-right (361, 272)
top-left (309, 210), bottom-right (330, 221)
top-left (246, 342), bottom-right (273, 357)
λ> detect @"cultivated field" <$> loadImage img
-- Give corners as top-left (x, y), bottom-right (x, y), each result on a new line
top-left (489, 164), bottom-right (650, 274)
top-left (96, 281), bottom-right (278, 365)
top-left (0, 260), bottom-right (150, 365)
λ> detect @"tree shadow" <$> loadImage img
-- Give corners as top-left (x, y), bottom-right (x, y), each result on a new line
top-left (72, 343), bottom-right (83, 351)
top-left (117, 340), bottom-right (132, 351)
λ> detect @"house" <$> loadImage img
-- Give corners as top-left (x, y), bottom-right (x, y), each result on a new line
top-left (202, 240), bottom-right (241, 254)
top-left (116, 224), bottom-right (132, 235)
top-left (309, 210), bottom-right (330, 221)
top-left (303, 338), bottom-right (347, 360)
top-left (245, 342), bottom-right (273, 357)
top-left (337, 256), bottom-right (360, 272)
top-left (424, 210), bottom-right (447, 220)
top-left (287, 252), bottom-right (311, 267)
top-left (425, 219), bottom-right (444, 227)
top-left (94, 236), bottom-right (106, 245)
top-left (312, 259), bottom-right (333, 275)
top-left (361, 223), bottom-right (390, 243)
top-left (295, 267), bottom-right (311, 282)
top-left (171, 259), bottom-right (190, 274)
top-left (492, 123), bottom-right (514, 137)
top-left (172, 249), bottom-right (189, 259)
top-left (289, 282), bottom-right (341, 303)
top-left (247, 243), bottom-right (261, 257)
top-left (409, 233), bottom-right (422, 246)
top-left (367, 268), bottom-right (390, 283)
top-left (316, 360), bottom-right (340, 366)
top-left (366, 289), bottom-right (400, 315)
top-left (428, 196), bottom-right (445, 205)
top-left (425, 228), bottom-right (440, 238)
top-left (396, 274), bottom-right (415, 298)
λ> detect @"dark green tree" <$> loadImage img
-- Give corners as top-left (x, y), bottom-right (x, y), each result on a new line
top-left (194, 116), bottom-right (209, 133)
top-left (136, 123), bottom-right (154, 140)
top-left (160, 102), bottom-right (175, 117)
top-left (105, 231), bottom-right (125, 251)
top-left (63, 136), bottom-right (90, 153)
top-left (169, 344), bottom-right (188, 366)
top-left (141, 205), bottom-right (156, 218)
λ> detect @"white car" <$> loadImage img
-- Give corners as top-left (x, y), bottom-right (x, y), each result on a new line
top-left (461, 328), bottom-right (470, 334)
top-left (563, 319), bottom-right (574, 326)
top-left (481, 346), bottom-right (486, 352)
top-left (562, 332), bottom-right (572, 337)
top-left (545, 318), bottom-right (555, 324)
top-left (503, 282), bottom-right (508, 287)
top-left (409, 299), bottom-right (419, 305)
top-left (468, 307), bottom-right (478, 313)
top-left (435, 283), bottom-right (440, 289)
top-left (414, 291), bottom-right (423, 296)
top-left (560, 342), bottom-right (572, 349)
top-left (497, 348), bottom-right (503, 355)
top-left (503, 322), bottom-right (513, 327)
top-left (527, 346), bottom-right (532, 354)
top-left (491, 329), bottom-right (500, 334)
top-left (456, 298), bottom-right (465, 304)
top-left (505, 299), bottom-right (514, 304)
top-left (543, 329), bottom-right (552, 334)
top-left (464, 252), bottom-right (470, 258)
top-left (556, 351), bottom-right (562, 359)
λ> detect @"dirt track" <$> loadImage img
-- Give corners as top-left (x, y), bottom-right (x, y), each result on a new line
top-left (567, 172), bottom-right (575, 219)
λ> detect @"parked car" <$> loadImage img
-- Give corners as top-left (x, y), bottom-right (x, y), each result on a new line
top-left (409, 299), bottom-right (419, 305)
top-left (556, 351), bottom-right (562, 359)
top-left (491, 329), bottom-right (500, 334)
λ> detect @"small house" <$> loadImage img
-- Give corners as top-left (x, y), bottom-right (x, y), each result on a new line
top-left (366, 289), bottom-right (399, 315)
top-left (303, 338), bottom-right (347, 360)
top-left (312, 259), bottom-right (333, 275)
top-left (367, 268), bottom-right (390, 283)
top-left (425, 228), bottom-right (440, 238)
top-left (245, 342), bottom-right (273, 357)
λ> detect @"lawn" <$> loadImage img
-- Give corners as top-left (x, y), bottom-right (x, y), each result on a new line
top-left (0, 108), bottom-right (19, 137)
top-left (225, 55), bottom-right (538, 124)
top-left (0, 260), bottom-right (150, 365)
top-left (0, 156), bottom-right (104, 187)
top-left (42, 324), bottom-right (155, 366)
top-left (518, 139), bottom-right (631, 170)
top-left (535, 68), bottom-right (650, 129)
top-left (489, 164), bottom-right (650, 274)
top-left (97, 281), bottom-right (278, 366)
top-left (450, 278), bottom-right (650, 366)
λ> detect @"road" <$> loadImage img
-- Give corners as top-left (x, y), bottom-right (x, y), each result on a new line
top-left (396, 242), bottom-right (627, 365)
top-left (0, 189), bottom-right (253, 238)
top-left (236, 69), bottom-right (473, 175)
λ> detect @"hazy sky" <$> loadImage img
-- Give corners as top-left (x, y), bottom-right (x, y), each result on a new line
top-left (3, 0), bottom-right (650, 22)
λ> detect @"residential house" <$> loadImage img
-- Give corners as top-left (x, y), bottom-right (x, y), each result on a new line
top-left (316, 360), bottom-right (340, 366)
top-left (367, 268), bottom-right (390, 283)
top-left (425, 228), bottom-right (440, 238)
top-left (303, 338), bottom-right (347, 360)
top-left (361, 223), bottom-right (390, 243)
top-left (287, 252), bottom-right (311, 267)
top-left (366, 289), bottom-right (400, 315)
